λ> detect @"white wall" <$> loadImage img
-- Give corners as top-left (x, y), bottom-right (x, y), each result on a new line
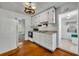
top-left (0, 8), bottom-right (31, 53)
top-left (0, 16), bottom-right (17, 53)
top-left (25, 15), bottom-right (32, 40)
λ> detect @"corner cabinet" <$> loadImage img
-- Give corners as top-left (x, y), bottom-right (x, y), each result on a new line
top-left (31, 7), bottom-right (55, 26)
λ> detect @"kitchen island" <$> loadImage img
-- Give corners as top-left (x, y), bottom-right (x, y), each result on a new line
top-left (32, 31), bottom-right (57, 51)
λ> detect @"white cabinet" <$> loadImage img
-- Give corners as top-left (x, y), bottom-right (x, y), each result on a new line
top-left (34, 15), bottom-right (40, 25)
top-left (32, 7), bottom-right (55, 26)
top-left (52, 33), bottom-right (57, 51)
top-left (31, 16), bottom-right (36, 26)
top-left (48, 8), bottom-right (55, 23)
top-left (32, 14), bottom-right (41, 26)
top-left (39, 10), bottom-right (49, 22)
top-left (33, 32), bottom-right (57, 51)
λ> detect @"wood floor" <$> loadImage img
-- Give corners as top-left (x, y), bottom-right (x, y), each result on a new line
top-left (6, 40), bottom-right (77, 56)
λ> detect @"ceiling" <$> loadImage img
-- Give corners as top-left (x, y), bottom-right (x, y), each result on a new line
top-left (0, 2), bottom-right (67, 15)
top-left (0, 2), bottom-right (25, 14)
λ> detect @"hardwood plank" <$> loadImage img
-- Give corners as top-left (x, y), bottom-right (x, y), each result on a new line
top-left (0, 40), bottom-right (78, 56)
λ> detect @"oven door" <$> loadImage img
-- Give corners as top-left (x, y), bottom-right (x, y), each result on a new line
top-left (28, 31), bottom-right (33, 38)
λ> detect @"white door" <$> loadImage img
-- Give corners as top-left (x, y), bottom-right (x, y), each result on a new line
top-left (59, 9), bottom-right (78, 54)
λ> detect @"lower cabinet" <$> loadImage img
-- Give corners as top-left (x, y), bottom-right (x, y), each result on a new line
top-left (33, 32), bottom-right (57, 51)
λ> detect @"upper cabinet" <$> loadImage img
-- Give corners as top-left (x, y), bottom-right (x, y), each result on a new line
top-left (31, 7), bottom-right (55, 26)
top-left (48, 7), bottom-right (55, 23)
top-left (39, 10), bottom-right (49, 22)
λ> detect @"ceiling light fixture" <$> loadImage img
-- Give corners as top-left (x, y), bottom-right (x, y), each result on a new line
top-left (24, 2), bottom-right (36, 14)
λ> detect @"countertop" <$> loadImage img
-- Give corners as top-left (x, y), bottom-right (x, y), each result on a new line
top-left (33, 31), bottom-right (57, 35)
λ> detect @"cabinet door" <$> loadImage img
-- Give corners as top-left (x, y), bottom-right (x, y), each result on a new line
top-left (39, 33), bottom-right (52, 51)
top-left (35, 15), bottom-right (40, 25)
top-left (32, 15), bottom-right (40, 26)
top-left (33, 32), bottom-right (39, 42)
top-left (31, 16), bottom-right (36, 26)
top-left (43, 35), bottom-right (52, 51)
top-left (38, 10), bottom-right (49, 22)
top-left (33, 32), bottom-right (52, 50)
top-left (38, 13), bottom-right (43, 22)
top-left (52, 33), bottom-right (57, 51)
top-left (49, 7), bottom-right (55, 23)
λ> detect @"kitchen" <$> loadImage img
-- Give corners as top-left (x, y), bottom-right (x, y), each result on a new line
top-left (0, 2), bottom-right (79, 56)
top-left (28, 2), bottom-right (79, 55)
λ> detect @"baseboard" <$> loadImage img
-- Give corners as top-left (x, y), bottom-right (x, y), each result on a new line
top-left (57, 48), bottom-right (78, 56)
top-left (0, 47), bottom-right (19, 56)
